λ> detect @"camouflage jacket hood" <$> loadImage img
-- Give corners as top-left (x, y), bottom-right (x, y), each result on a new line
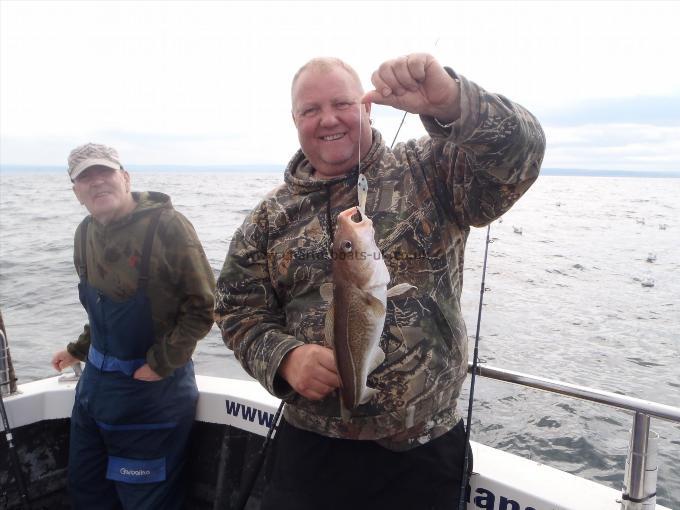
top-left (217, 73), bottom-right (545, 450)
top-left (67, 191), bottom-right (216, 378)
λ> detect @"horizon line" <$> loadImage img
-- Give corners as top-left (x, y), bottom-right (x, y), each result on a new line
top-left (0, 164), bottom-right (679, 178)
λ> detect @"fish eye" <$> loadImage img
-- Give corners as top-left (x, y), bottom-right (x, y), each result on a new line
top-left (342, 240), bottom-right (353, 253)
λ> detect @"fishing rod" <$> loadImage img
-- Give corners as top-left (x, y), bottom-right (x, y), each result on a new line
top-left (232, 399), bottom-right (284, 510)
top-left (0, 330), bottom-right (31, 510)
top-left (458, 224), bottom-right (492, 510)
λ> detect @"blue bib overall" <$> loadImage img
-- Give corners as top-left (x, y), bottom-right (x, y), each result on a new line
top-left (68, 210), bottom-right (198, 510)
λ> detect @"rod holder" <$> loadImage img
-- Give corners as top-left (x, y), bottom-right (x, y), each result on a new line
top-left (621, 412), bottom-right (658, 509)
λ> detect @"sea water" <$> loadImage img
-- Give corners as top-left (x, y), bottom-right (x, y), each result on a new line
top-left (1, 170), bottom-right (678, 507)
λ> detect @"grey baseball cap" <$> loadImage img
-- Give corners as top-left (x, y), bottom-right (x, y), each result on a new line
top-left (68, 143), bottom-right (122, 180)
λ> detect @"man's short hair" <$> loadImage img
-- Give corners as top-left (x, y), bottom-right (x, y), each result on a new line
top-left (291, 57), bottom-right (363, 105)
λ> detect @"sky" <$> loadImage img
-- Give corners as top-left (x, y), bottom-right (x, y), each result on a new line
top-left (1, 0), bottom-right (679, 172)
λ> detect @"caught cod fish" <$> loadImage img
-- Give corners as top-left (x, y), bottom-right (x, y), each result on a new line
top-left (322, 206), bottom-right (413, 413)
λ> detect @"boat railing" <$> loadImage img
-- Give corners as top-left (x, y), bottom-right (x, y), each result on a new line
top-left (468, 362), bottom-right (679, 509)
top-left (468, 363), bottom-right (680, 423)
top-left (1, 328), bottom-right (18, 397)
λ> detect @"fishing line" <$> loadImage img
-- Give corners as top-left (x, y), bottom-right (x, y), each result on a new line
top-left (358, 101), bottom-right (362, 171)
top-left (357, 96), bottom-right (406, 217)
top-left (458, 223), bottom-right (492, 510)
top-left (390, 112), bottom-right (407, 149)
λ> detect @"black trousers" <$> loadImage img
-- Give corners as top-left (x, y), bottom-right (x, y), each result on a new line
top-left (261, 419), bottom-right (472, 510)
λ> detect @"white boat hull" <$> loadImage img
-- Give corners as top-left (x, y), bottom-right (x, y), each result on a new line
top-left (1, 375), bottom-right (669, 510)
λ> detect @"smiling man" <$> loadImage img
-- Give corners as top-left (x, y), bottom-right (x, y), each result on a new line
top-left (216, 54), bottom-right (545, 510)
top-left (291, 59), bottom-right (373, 179)
top-left (51, 143), bottom-right (215, 510)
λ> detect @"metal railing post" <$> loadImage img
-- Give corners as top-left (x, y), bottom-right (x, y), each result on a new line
top-left (465, 363), bottom-right (678, 509)
top-left (0, 329), bottom-right (15, 397)
top-left (0, 309), bottom-right (18, 396)
top-left (621, 412), bottom-right (658, 509)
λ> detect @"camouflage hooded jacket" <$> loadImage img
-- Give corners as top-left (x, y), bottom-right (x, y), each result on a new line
top-left (67, 191), bottom-right (216, 378)
top-left (216, 73), bottom-right (545, 450)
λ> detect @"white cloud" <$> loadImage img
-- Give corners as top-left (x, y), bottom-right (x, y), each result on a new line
top-left (544, 124), bottom-right (680, 170)
top-left (1, 1), bottom-right (679, 170)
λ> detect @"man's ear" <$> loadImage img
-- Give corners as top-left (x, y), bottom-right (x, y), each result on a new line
top-left (123, 169), bottom-right (131, 192)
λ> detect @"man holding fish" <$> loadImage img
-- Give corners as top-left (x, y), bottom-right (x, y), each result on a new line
top-left (216, 53), bottom-right (545, 509)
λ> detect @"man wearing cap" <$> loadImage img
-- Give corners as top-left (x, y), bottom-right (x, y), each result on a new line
top-left (51, 143), bottom-right (215, 510)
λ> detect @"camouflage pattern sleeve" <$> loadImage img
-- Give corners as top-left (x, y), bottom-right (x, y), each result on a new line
top-left (215, 201), bottom-right (303, 399)
top-left (146, 212), bottom-right (216, 377)
top-left (420, 71), bottom-right (546, 227)
top-left (67, 223), bottom-right (91, 361)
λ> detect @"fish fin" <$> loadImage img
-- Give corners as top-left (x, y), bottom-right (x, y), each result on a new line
top-left (349, 287), bottom-right (386, 316)
top-left (319, 283), bottom-right (334, 303)
top-left (324, 304), bottom-right (335, 348)
top-left (386, 283), bottom-right (417, 299)
top-left (367, 346), bottom-right (385, 374)
top-left (359, 386), bottom-right (379, 405)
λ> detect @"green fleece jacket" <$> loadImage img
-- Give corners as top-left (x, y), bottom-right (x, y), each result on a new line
top-left (67, 191), bottom-right (215, 377)
top-left (216, 73), bottom-right (545, 450)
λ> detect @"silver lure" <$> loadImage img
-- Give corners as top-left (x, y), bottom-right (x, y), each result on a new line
top-left (357, 173), bottom-right (368, 217)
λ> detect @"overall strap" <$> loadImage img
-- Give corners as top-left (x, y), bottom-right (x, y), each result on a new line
top-left (78, 217), bottom-right (92, 280)
top-left (137, 209), bottom-right (164, 291)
